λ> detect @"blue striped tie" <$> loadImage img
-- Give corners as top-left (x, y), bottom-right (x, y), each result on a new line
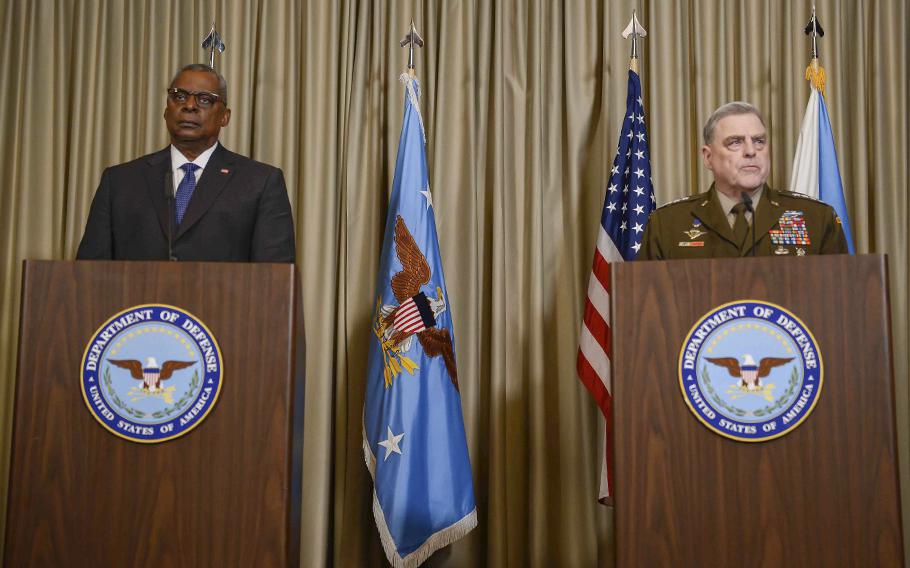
top-left (175, 163), bottom-right (200, 226)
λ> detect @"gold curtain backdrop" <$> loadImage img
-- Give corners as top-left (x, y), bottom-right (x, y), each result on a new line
top-left (0, 1), bottom-right (907, 566)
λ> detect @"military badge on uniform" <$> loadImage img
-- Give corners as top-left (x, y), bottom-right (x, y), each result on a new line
top-left (769, 210), bottom-right (811, 246)
top-left (683, 219), bottom-right (706, 240)
top-left (774, 246), bottom-right (790, 255)
top-left (679, 300), bottom-right (823, 442)
top-left (683, 228), bottom-right (707, 240)
top-left (80, 304), bottom-right (223, 443)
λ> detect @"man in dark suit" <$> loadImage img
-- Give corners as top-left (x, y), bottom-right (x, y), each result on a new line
top-left (77, 63), bottom-right (296, 262)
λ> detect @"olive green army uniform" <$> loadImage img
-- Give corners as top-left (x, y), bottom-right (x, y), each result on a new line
top-left (638, 184), bottom-right (848, 260)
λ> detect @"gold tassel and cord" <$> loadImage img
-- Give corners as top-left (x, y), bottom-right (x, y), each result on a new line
top-left (806, 58), bottom-right (827, 98)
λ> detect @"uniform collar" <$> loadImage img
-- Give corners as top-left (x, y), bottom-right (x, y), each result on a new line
top-left (688, 184), bottom-right (738, 246)
top-left (693, 184), bottom-right (787, 255)
top-left (715, 186), bottom-right (764, 218)
top-left (687, 184), bottom-right (778, 252)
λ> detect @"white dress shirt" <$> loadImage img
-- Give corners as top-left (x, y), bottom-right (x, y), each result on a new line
top-left (170, 141), bottom-right (219, 194)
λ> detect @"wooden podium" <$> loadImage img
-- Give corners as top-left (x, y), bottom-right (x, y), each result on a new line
top-left (611, 254), bottom-right (903, 567)
top-left (4, 260), bottom-right (305, 566)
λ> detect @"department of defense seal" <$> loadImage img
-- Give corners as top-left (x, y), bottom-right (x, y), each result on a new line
top-left (80, 304), bottom-right (223, 443)
top-left (679, 300), bottom-right (822, 442)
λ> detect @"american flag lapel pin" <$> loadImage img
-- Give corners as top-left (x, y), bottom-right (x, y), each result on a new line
top-left (220, 168), bottom-right (229, 174)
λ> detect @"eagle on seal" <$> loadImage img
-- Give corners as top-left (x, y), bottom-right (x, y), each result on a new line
top-left (706, 354), bottom-right (793, 390)
top-left (379, 215), bottom-right (459, 391)
top-left (109, 357), bottom-right (195, 392)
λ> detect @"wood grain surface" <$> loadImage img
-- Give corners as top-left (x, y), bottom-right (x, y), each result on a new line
top-left (612, 255), bottom-right (903, 567)
top-left (5, 260), bottom-right (304, 567)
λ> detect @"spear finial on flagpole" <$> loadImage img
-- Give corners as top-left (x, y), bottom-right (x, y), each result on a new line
top-left (201, 20), bottom-right (226, 69)
top-left (804, 5), bottom-right (825, 60)
top-left (803, 5), bottom-right (827, 96)
top-left (622, 10), bottom-right (647, 73)
top-left (399, 20), bottom-right (424, 77)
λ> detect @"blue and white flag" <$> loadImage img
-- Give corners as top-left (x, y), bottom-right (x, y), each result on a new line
top-left (790, 83), bottom-right (855, 253)
top-left (363, 72), bottom-right (477, 568)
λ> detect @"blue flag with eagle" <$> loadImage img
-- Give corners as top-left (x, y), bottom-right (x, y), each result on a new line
top-left (363, 72), bottom-right (477, 568)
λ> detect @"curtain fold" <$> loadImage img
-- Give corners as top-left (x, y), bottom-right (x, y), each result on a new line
top-left (0, 1), bottom-right (906, 566)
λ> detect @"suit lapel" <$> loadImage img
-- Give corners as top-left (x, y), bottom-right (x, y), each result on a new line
top-left (691, 185), bottom-right (739, 248)
top-left (176, 144), bottom-right (237, 239)
top-left (744, 185), bottom-right (783, 256)
top-left (143, 148), bottom-right (172, 242)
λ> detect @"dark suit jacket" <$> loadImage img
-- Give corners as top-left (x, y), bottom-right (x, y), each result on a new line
top-left (638, 185), bottom-right (848, 260)
top-left (76, 145), bottom-right (296, 262)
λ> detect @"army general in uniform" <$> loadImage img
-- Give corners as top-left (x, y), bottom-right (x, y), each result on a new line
top-left (638, 102), bottom-right (847, 260)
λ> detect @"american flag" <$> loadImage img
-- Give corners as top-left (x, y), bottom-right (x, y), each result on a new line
top-left (577, 68), bottom-right (655, 501)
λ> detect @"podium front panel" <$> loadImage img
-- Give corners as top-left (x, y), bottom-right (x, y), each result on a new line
top-left (612, 255), bottom-right (902, 567)
top-left (5, 260), bottom-right (304, 567)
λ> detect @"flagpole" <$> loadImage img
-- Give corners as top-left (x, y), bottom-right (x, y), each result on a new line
top-left (400, 20), bottom-right (424, 77)
top-left (622, 10), bottom-right (647, 73)
top-left (201, 20), bottom-right (226, 69)
top-left (803, 5), bottom-right (826, 96)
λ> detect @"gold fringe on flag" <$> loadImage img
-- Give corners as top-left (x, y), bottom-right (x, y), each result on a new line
top-left (805, 58), bottom-right (827, 98)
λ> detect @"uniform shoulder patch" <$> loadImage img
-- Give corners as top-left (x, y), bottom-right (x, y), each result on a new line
top-left (778, 189), bottom-right (824, 203)
top-left (657, 194), bottom-right (700, 210)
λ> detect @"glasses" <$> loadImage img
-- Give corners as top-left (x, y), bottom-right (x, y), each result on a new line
top-left (166, 88), bottom-right (223, 108)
